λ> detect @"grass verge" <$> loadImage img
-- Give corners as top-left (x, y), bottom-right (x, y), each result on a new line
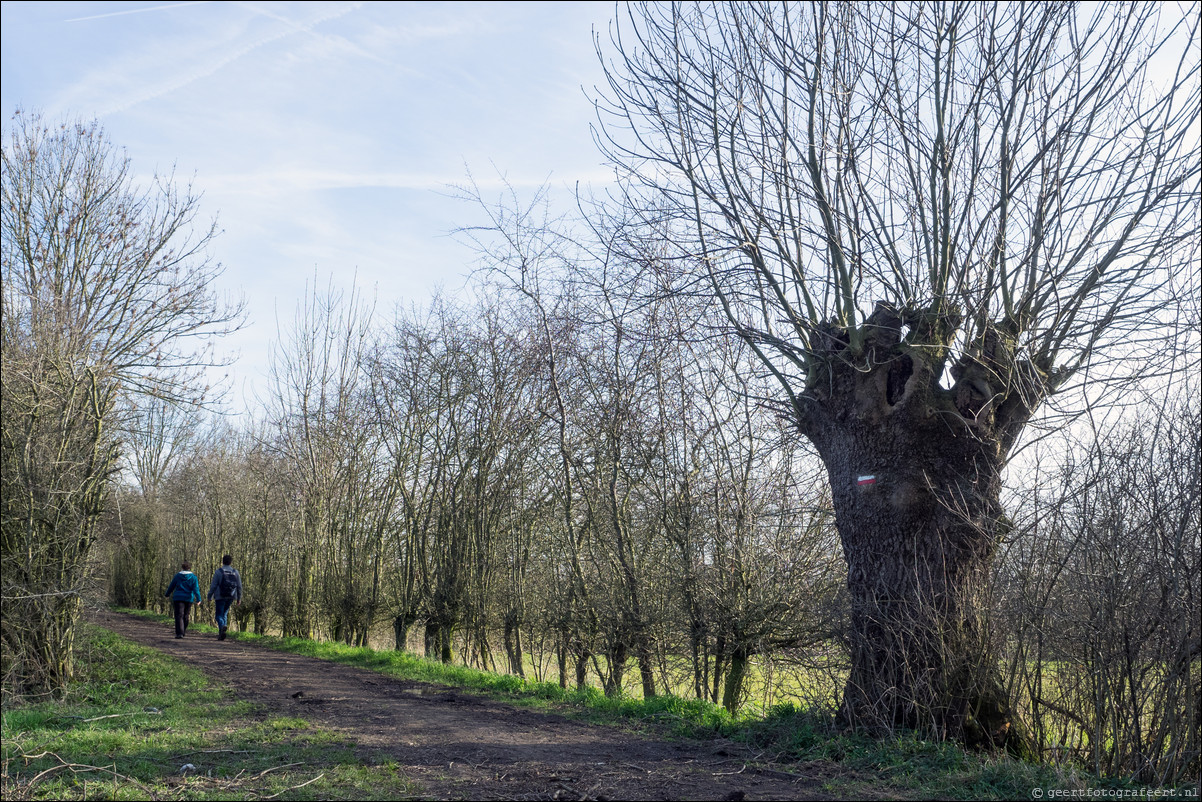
top-left (114, 609), bottom-right (1177, 800)
top-left (1, 622), bottom-right (419, 801)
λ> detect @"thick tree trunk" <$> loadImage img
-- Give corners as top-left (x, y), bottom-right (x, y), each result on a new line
top-left (393, 611), bottom-right (416, 651)
top-left (819, 421), bottom-right (1005, 740)
top-left (472, 627), bottom-right (493, 672)
top-left (424, 620), bottom-right (441, 659)
top-left (503, 610), bottom-right (525, 677)
top-left (796, 306), bottom-right (1041, 750)
top-left (574, 647), bottom-right (590, 691)
top-left (605, 640), bottom-right (628, 697)
top-left (721, 646), bottom-right (750, 714)
top-left (711, 634), bottom-right (727, 705)
top-left (637, 649), bottom-right (657, 699)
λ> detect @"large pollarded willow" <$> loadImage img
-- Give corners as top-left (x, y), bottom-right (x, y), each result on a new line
top-left (594, 1), bottom-right (1199, 747)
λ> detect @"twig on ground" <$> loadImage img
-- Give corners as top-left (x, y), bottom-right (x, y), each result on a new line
top-left (713, 763), bottom-right (747, 776)
top-left (81, 710), bottom-right (162, 722)
top-left (261, 772), bottom-right (324, 799)
top-left (19, 751), bottom-right (159, 799)
top-left (169, 748), bottom-right (254, 759)
top-left (253, 762), bottom-right (303, 778)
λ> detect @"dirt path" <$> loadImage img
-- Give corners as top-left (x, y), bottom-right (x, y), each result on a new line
top-left (89, 609), bottom-right (835, 801)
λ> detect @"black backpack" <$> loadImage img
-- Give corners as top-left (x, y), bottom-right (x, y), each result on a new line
top-left (218, 566), bottom-right (238, 598)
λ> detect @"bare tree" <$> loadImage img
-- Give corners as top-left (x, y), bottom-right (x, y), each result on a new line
top-left (998, 383), bottom-right (1200, 783)
top-left (1, 112), bottom-right (242, 694)
top-left (124, 393), bottom-right (200, 500)
top-left (264, 276), bottom-right (385, 642)
top-left (101, 395), bottom-right (201, 612)
top-left (593, 1), bottom-right (1199, 745)
top-left (455, 180), bottom-right (606, 688)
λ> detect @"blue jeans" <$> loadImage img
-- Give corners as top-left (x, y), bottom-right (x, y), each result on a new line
top-left (214, 598), bottom-right (234, 630)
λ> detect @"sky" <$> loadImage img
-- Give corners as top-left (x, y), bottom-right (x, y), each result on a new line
top-left (1, 0), bottom-right (618, 411)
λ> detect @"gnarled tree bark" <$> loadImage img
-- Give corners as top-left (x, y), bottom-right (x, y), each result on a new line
top-left (797, 304), bottom-right (1042, 748)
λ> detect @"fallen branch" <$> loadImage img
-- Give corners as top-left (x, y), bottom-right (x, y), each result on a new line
top-left (20, 752), bottom-right (159, 800)
top-left (262, 772), bottom-right (324, 799)
top-left (169, 749), bottom-right (254, 759)
top-left (81, 710), bottom-right (162, 723)
top-left (713, 764), bottom-right (747, 776)
top-left (56, 709), bottom-right (162, 724)
top-left (253, 762), bottom-right (303, 778)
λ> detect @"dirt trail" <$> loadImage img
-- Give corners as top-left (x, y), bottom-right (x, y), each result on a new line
top-left (89, 609), bottom-right (835, 801)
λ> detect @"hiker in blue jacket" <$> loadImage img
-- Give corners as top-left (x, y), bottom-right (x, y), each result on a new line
top-left (165, 561), bottom-right (203, 639)
top-left (207, 554), bottom-right (243, 641)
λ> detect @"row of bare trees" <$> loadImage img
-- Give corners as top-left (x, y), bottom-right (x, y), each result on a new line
top-left (98, 225), bottom-right (1198, 780)
top-left (102, 252), bottom-right (846, 715)
top-left (996, 393), bottom-right (1200, 784)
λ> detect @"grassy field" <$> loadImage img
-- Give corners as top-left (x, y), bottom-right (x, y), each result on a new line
top-left (511, 642), bottom-right (847, 718)
top-left (4, 612), bottom-right (1189, 800)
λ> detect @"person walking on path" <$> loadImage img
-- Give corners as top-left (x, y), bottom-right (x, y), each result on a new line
top-left (208, 554), bottom-right (243, 641)
top-left (165, 562), bottom-right (203, 639)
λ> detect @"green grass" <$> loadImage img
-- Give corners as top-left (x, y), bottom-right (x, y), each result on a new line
top-left (422, 639), bottom-right (846, 720)
top-left (121, 611), bottom-right (1146, 801)
top-left (740, 703), bottom-right (1095, 799)
top-left (119, 610), bottom-right (1105, 798)
top-left (0, 624), bottom-right (419, 801)
top-left (235, 630), bottom-right (1202, 799)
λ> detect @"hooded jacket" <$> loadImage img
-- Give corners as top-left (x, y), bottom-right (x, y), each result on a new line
top-left (165, 571), bottom-right (203, 603)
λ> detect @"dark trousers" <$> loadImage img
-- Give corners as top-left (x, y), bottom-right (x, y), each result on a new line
top-left (173, 601), bottom-right (194, 637)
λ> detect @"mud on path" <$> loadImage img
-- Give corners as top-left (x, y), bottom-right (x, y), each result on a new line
top-left (90, 610), bottom-right (834, 801)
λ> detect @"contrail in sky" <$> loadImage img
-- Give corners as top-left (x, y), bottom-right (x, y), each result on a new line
top-left (66, 2), bottom-right (211, 23)
top-left (88, 1), bottom-right (359, 116)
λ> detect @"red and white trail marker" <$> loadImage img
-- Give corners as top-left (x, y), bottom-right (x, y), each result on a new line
top-left (857, 475), bottom-right (877, 487)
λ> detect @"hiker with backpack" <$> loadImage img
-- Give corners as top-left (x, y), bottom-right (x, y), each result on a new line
top-left (208, 554), bottom-right (243, 641)
top-left (165, 561), bottom-right (203, 639)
